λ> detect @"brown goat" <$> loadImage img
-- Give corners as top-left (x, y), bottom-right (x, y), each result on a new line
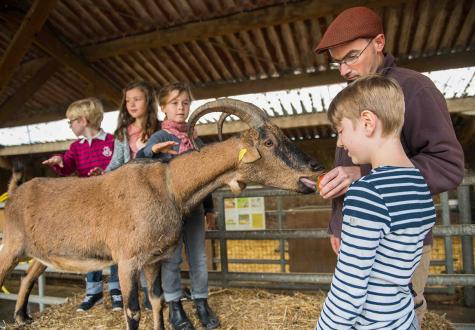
top-left (0, 99), bottom-right (323, 330)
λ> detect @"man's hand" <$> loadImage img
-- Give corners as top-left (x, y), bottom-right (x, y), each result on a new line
top-left (152, 141), bottom-right (179, 155)
top-left (205, 212), bottom-right (217, 230)
top-left (319, 166), bottom-right (362, 199)
top-left (42, 155), bottom-right (63, 168)
top-left (330, 235), bottom-right (341, 255)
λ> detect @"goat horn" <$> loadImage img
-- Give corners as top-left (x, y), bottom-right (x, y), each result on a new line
top-left (188, 98), bottom-right (270, 150)
top-left (217, 113), bottom-right (229, 141)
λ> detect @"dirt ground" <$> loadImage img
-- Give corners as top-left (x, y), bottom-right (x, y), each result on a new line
top-left (1, 287), bottom-right (457, 330)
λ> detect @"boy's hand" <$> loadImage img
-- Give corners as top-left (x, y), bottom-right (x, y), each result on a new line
top-left (42, 156), bottom-right (63, 168)
top-left (319, 166), bottom-right (361, 199)
top-left (152, 141), bottom-right (179, 155)
top-left (88, 167), bottom-right (104, 176)
top-left (330, 235), bottom-right (341, 255)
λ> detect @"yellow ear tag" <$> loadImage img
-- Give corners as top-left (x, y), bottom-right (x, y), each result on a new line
top-left (238, 148), bottom-right (248, 162)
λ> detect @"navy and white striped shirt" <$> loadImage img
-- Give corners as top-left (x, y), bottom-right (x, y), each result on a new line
top-left (317, 166), bottom-right (435, 330)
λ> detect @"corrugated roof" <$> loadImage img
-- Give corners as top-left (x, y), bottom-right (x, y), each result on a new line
top-left (0, 66), bottom-right (473, 147)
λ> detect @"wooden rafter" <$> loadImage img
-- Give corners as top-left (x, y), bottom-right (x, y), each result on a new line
top-left (79, 0), bottom-right (406, 60)
top-left (0, 0), bottom-right (58, 96)
top-left (0, 11), bottom-right (121, 106)
top-left (0, 59), bottom-right (59, 123)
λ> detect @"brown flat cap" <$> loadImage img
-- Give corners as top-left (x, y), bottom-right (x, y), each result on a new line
top-left (314, 6), bottom-right (383, 53)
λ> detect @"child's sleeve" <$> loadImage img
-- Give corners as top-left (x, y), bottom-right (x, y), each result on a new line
top-left (106, 138), bottom-right (125, 172)
top-left (316, 181), bottom-right (390, 330)
top-left (52, 144), bottom-right (78, 176)
top-left (142, 131), bottom-right (169, 158)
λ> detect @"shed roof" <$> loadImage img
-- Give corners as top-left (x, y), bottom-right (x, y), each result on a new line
top-left (0, 0), bottom-right (474, 128)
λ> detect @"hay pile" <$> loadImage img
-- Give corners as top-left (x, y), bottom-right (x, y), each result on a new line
top-left (4, 288), bottom-right (454, 329)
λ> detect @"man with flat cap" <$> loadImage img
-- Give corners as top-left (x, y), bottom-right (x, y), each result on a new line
top-left (315, 6), bottom-right (464, 327)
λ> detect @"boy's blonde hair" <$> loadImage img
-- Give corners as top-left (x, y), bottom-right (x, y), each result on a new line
top-left (66, 97), bottom-right (104, 130)
top-left (328, 75), bottom-right (405, 137)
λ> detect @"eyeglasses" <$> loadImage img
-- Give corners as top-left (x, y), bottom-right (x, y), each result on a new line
top-left (68, 118), bottom-right (79, 127)
top-left (329, 38), bottom-right (374, 70)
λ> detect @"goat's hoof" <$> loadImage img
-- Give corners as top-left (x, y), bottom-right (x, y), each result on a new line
top-left (14, 311), bottom-right (33, 325)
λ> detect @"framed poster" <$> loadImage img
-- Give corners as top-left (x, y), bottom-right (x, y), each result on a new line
top-left (224, 197), bottom-right (266, 231)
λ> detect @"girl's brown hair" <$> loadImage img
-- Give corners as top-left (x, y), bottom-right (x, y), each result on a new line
top-left (115, 81), bottom-right (160, 142)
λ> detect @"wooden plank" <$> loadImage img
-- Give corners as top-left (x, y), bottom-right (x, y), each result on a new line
top-left (281, 23), bottom-right (300, 70)
top-left (80, 0), bottom-right (405, 60)
top-left (188, 41), bottom-right (222, 81)
top-left (266, 26), bottom-right (287, 70)
top-left (448, 96), bottom-right (475, 114)
top-left (213, 36), bottom-right (244, 78)
top-left (384, 6), bottom-right (400, 55)
top-left (439, 1), bottom-right (464, 51)
top-left (424, 0), bottom-right (449, 54)
top-left (176, 43), bottom-right (212, 83)
top-left (293, 21), bottom-right (313, 69)
top-left (252, 29), bottom-right (277, 76)
top-left (226, 34), bottom-right (257, 78)
top-left (397, 0), bottom-right (415, 57)
top-left (237, 31), bottom-right (266, 78)
top-left (410, 0), bottom-right (430, 56)
top-left (454, 2), bottom-right (475, 51)
top-left (0, 59), bottom-right (59, 123)
top-left (0, 0), bottom-right (58, 95)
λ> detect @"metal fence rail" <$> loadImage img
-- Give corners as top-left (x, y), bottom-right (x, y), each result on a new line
top-left (209, 176), bottom-right (475, 305)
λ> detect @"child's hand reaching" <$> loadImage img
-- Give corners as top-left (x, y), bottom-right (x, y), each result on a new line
top-left (88, 167), bottom-right (104, 176)
top-left (42, 155), bottom-right (63, 168)
top-left (152, 141), bottom-right (179, 155)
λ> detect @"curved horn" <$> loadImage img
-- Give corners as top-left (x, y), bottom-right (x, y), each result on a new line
top-left (188, 98), bottom-right (270, 150)
top-left (217, 113), bottom-right (229, 141)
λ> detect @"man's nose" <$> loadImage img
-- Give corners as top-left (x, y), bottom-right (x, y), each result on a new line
top-left (339, 63), bottom-right (351, 77)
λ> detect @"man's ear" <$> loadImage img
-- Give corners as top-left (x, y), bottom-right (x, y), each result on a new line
top-left (360, 110), bottom-right (377, 136)
top-left (373, 33), bottom-right (385, 52)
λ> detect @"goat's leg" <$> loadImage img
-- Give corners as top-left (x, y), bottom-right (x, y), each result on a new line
top-left (0, 241), bottom-right (23, 290)
top-left (118, 261), bottom-right (141, 330)
top-left (143, 262), bottom-right (165, 330)
top-left (14, 259), bottom-right (47, 324)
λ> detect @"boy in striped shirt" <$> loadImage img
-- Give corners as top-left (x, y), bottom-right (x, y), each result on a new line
top-left (316, 75), bottom-right (435, 330)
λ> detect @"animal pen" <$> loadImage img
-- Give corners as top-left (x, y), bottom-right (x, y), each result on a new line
top-left (1, 175), bottom-right (474, 328)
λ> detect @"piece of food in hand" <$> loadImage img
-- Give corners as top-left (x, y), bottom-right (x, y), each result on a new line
top-left (317, 174), bottom-right (326, 190)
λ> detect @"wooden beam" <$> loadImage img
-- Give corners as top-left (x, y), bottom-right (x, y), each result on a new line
top-left (0, 0), bottom-right (58, 95)
top-left (80, 0), bottom-right (405, 60)
top-left (0, 11), bottom-right (121, 106)
top-left (0, 96), bottom-right (473, 156)
top-left (448, 96), bottom-right (475, 115)
top-left (191, 50), bottom-right (475, 99)
top-left (0, 140), bottom-right (73, 156)
top-left (197, 112), bottom-right (330, 137)
top-left (0, 59), bottom-right (60, 123)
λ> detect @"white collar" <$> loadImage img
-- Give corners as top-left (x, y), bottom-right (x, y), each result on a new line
top-left (79, 129), bottom-right (107, 146)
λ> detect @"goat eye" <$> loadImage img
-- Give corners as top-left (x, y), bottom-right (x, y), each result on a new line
top-left (264, 139), bottom-right (273, 147)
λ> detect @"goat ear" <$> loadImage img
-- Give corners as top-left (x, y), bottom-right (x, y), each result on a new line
top-left (240, 147), bottom-right (261, 164)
